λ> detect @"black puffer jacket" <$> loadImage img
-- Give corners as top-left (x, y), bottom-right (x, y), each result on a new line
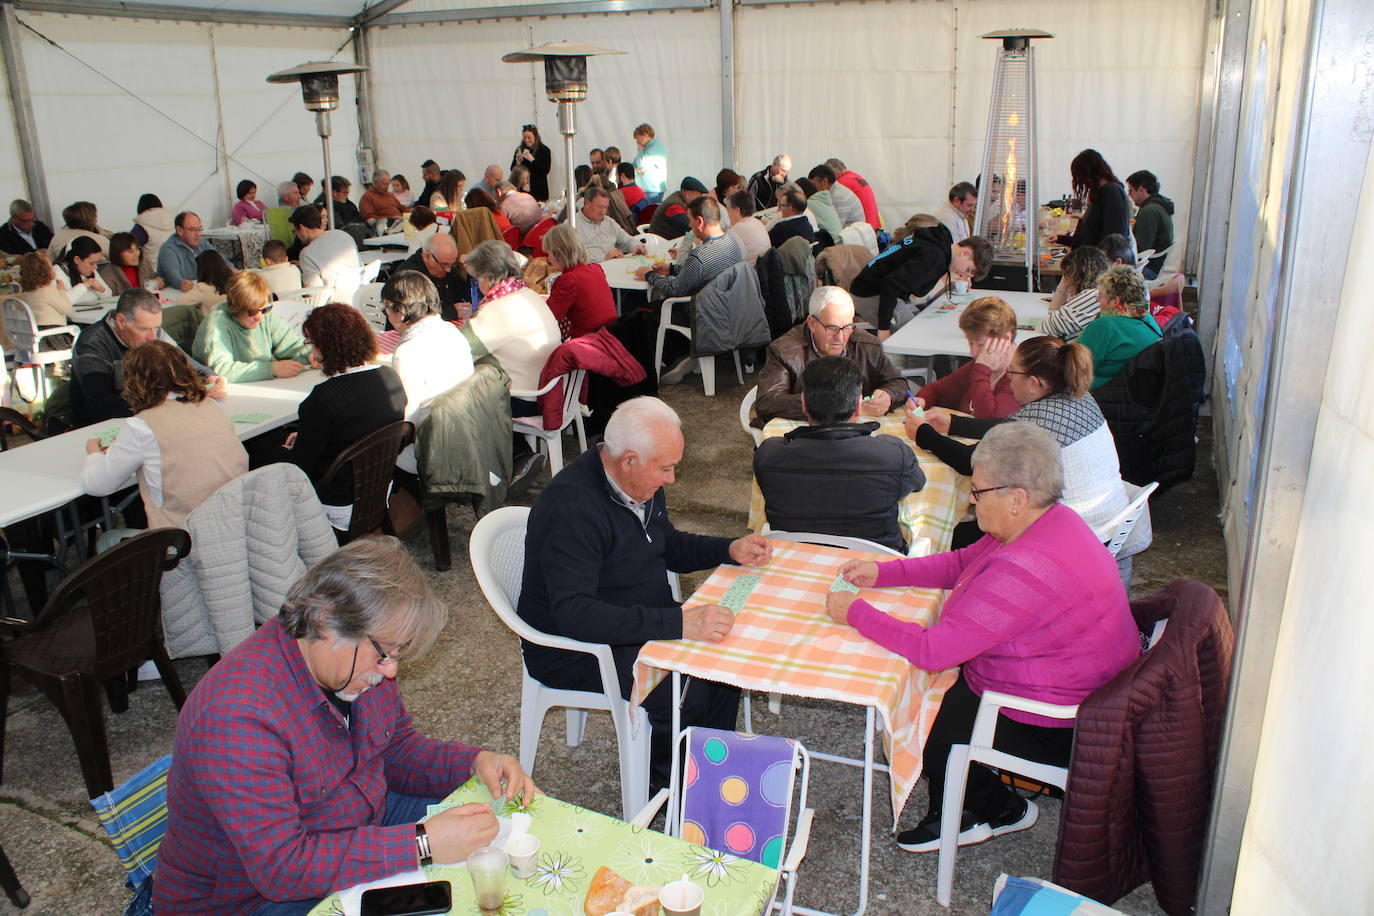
top-left (1092, 325), bottom-right (1206, 487)
top-left (753, 422), bottom-right (924, 552)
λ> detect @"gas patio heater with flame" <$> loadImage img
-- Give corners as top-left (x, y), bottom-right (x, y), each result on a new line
top-left (971, 29), bottom-right (1053, 292)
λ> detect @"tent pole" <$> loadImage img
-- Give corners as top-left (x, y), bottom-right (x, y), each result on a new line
top-left (207, 26), bottom-right (234, 222)
top-left (353, 22), bottom-right (381, 174)
top-left (318, 110), bottom-right (336, 233)
top-left (0, 2), bottom-right (51, 223)
top-left (719, 0), bottom-right (735, 170)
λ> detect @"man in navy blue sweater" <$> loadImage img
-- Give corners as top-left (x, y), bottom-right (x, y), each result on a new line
top-left (518, 396), bottom-right (772, 788)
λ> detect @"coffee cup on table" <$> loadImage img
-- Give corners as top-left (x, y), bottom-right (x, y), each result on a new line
top-left (658, 879), bottom-right (704, 916)
top-left (953, 280), bottom-right (969, 295)
top-left (505, 833), bottom-right (540, 879)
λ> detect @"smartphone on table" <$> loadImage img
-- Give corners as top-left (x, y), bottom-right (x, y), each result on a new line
top-left (360, 879), bottom-right (452, 916)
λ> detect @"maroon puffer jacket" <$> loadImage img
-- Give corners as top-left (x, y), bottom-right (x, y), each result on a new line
top-left (1053, 580), bottom-right (1234, 915)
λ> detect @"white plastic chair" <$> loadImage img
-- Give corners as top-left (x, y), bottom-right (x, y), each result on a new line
top-left (634, 231), bottom-right (668, 251)
top-left (632, 727), bottom-right (814, 916)
top-left (275, 287), bottom-right (332, 309)
top-left (936, 690), bottom-right (1079, 907)
top-left (270, 298), bottom-right (315, 337)
top-left (740, 385), bottom-right (761, 445)
top-left (468, 506), bottom-right (650, 821)
top-left (840, 221), bottom-right (879, 256)
top-left (511, 369), bottom-right (588, 475)
top-left (654, 297), bottom-right (744, 397)
top-left (3, 298), bottom-right (77, 407)
top-left (351, 282), bottom-right (387, 332)
top-left (1093, 481), bottom-right (1159, 558)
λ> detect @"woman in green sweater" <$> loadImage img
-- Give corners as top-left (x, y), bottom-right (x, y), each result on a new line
top-left (192, 270), bottom-right (313, 382)
top-left (1078, 265), bottom-right (1163, 388)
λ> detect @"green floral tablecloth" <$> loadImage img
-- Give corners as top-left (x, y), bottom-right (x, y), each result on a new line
top-left (310, 778), bottom-right (778, 916)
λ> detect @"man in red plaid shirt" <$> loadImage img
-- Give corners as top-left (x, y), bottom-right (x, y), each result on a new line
top-left (152, 538), bottom-right (536, 916)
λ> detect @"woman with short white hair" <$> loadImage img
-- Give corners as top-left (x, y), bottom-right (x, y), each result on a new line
top-left (826, 422), bottom-right (1139, 855)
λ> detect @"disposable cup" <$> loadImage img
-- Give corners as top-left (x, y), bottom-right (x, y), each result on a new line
top-left (505, 833), bottom-right (540, 879)
top-left (466, 846), bottom-right (509, 914)
top-left (658, 879), bottom-right (704, 915)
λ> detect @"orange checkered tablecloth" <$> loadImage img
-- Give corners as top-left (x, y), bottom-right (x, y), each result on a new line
top-left (630, 540), bottom-right (958, 827)
top-left (747, 414), bottom-right (974, 553)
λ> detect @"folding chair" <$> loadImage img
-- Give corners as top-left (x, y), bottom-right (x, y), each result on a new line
top-left (632, 728), bottom-right (814, 916)
top-left (511, 369), bottom-right (587, 475)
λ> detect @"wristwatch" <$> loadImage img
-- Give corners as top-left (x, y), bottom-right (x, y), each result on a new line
top-left (415, 822), bottom-right (433, 868)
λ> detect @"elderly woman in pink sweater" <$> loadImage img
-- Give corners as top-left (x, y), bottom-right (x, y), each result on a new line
top-left (825, 421), bottom-right (1139, 854)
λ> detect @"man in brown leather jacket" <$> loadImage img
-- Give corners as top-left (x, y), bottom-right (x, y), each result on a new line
top-left (753, 286), bottom-right (907, 428)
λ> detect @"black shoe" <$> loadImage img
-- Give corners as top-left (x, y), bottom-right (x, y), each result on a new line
top-left (506, 451), bottom-right (547, 499)
top-left (659, 353), bottom-right (695, 385)
top-left (895, 809), bottom-right (991, 854)
top-left (986, 794), bottom-right (1038, 839)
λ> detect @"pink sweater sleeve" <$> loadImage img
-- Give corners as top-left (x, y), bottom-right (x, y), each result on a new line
top-left (849, 540), bottom-right (1036, 672)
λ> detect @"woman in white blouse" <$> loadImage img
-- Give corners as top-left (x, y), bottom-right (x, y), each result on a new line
top-left (81, 340), bottom-right (248, 533)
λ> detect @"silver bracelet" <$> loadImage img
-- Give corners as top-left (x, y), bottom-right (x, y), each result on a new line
top-left (415, 822), bottom-right (433, 868)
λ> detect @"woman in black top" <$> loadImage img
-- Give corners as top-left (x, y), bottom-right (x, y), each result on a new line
top-left (286, 303), bottom-right (406, 529)
top-left (512, 124), bottom-right (553, 202)
top-left (1060, 149), bottom-right (1131, 249)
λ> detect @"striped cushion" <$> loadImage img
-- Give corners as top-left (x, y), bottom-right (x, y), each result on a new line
top-left (90, 755), bottom-right (171, 889)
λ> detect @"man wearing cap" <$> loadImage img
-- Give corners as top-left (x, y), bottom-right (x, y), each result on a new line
top-left (648, 177), bottom-right (709, 241)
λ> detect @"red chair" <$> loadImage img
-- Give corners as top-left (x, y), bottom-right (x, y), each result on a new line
top-left (522, 218), bottom-right (556, 257)
top-left (502, 224), bottom-right (523, 249)
top-left (636, 204), bottom-right (658, 230)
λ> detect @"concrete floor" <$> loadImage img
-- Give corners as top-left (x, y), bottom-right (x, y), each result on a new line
top-left (0, 366), bottom-right (1228, 916)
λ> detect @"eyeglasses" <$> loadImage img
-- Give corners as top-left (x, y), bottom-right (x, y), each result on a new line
top-left (812, 318), bottom-right (857, 334)
top-left (1003, 369), bottom-right (1031, 377)
top-left (969, 484), bottom-right (1011, 502)
top-left (246, 304), bottom-right (274, 317)
top-left (369, 637), bottom-right (398, 667)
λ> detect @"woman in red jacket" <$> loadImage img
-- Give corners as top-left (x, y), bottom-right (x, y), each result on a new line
top-left (914, 296), bottom-right (1020, 417)
top-left (542, 223), bottom-right (617, 340)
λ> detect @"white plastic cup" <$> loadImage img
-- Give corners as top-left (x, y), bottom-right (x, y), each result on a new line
top-left (466, 846), bottom-right (509, 913)
top-left (505, 833), bottom-right (540, 879)
top-left (953, 280), bottom-right (970, 295)
top-left (658, 879), bottom-right (704, 916)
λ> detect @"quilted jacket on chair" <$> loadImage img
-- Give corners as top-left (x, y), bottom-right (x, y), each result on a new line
top-left (158, 463), bottom-right (337, 658)
top-left (1054, 580), bottom-right (1234, 914)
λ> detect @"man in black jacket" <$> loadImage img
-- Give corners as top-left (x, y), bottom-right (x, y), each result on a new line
top-left (850, 226), bottom-right (993, 333)
top-left (518, 396), bottom-right (771, 787)
top-left (755, 356), bottom-right (924, 553)
top-left (0, 199), bottom-right (53, 255)
top-left (394, 234), bottom-right (468, 321)
top-left (71, 289), bottom-right (224, 425)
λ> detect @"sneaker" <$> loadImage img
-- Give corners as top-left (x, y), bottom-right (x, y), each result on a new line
top-left (506, 451), bottom-right (547, 500)
top-left (659, 354), bottom-right (697, 385)
top-left (986, 795), bottom-right (1039, 839)
top-left (895, 809), bottom-right (992, 854)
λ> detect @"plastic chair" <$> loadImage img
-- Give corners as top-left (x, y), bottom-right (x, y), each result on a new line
top-left (634, 231), bottom-right (668, 250)
top-left (654, 295), bottom-right (744, 397)
top-left (3, 298), bottom-right (77, 407)
top-left (1094, 481), bottom-right (1159, 558)
top-left (270, 297), bottom-right (315, 336)
top-left (501, 224), bottom-right (523, 249)
top-left (315, 420), bottom-right (414, 543)
top-left (0, 842), bottom-right (27, 908)
top-left (840, 222), bottom-right (879, 256)
top-left (351, 282), bottom-right (387, 332)
top-left (739, 386), bottom-right (761, 445)
top-left (765, 530), bottom-right (904, 557)
top-left (521, 218), bottom-right (556, 257)
top-left (511, 369), bottom-right (587, 475)
top-left (0, 528), bottom-right (191, 800)
top-left (468, 506), bottom-right (650, 821)
top-left (632, 728), bottom-right (814, 916)
top-left (637, 204), bottom-right (659, 228)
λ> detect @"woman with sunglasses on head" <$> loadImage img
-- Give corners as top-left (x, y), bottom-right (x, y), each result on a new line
top-left (192, 271), bottom-right (312, 382)
top-left (511, 124), bottom-right (552, 202)
top-left (284, 303), bottom-right (406, 532)
top-left (907, 334), bottom-right (1131, 548)
top-left (824, 422), bottom-right (1138, 856)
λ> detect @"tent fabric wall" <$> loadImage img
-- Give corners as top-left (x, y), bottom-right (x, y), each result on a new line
top-left (0, 53), bottom-right (28, 214)
top-left (1208, 0), bottom-right (1313, 591)
top-left (370, 9), bottom-right (722, 204)
top-left (1229, 116), bottom-right (1374, 916)
top-left (737, 0), bottom-right (1205, 249)
top-left (12, 11), bottom-right (358, 232)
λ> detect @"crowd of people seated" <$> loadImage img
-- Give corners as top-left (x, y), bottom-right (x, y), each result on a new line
top-left (0, 133), bottom-right (1201, 915)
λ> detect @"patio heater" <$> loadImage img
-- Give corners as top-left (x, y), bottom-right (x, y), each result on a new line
top-left (971, 29), bottom-right (1052, 292)
top-left (266, 61), bottom-right (368, 234)
top-left (502, 41), bottom-right (625, 228)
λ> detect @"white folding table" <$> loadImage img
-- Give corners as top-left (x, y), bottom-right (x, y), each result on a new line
top-left (882, 288), bottom-right (1051, 359)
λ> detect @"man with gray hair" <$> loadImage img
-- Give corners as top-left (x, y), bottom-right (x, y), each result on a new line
top-left (0, 198), bottom-right (53, 255)
top-left (360, 168), bottom-right (404, 222)
top-left (754, 285), bottom-right (906, 427)
top-left (154, 537), bottom-right (536, 916)
top-left (575, 186), bottom-right (644, 262)
top-left (71, 288), bottom-right (225, 425)
top-left (519, 396), bottom-right (772, 789)
top-left (276, 181), bottom-right (303, 207)
top-left (747, 154), bottom-right (792, 211)
top-left (393, 232), bottom-right (467, 320)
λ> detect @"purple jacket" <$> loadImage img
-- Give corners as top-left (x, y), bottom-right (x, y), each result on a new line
top-left (156, 618), bottom-right (484, 915)
top-left (848, 502), bottom-right (1138, 726)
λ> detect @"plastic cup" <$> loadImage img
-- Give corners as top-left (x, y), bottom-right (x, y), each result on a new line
top-left (953, 280), bottom-right (969, 295)
top-left (466, 846), bottom-right (509, 914)
top-left (659, 879), bottom-right (704, 916)
top-left (505, 833), bottom-right (540, 879)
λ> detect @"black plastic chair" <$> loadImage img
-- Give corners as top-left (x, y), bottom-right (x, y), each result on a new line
top-left (316, 420), bottom-right (414, 545)
top-left (0, 841), bottom-right (27, 908)
top-left (0, 528), bottom-right (191, 800)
